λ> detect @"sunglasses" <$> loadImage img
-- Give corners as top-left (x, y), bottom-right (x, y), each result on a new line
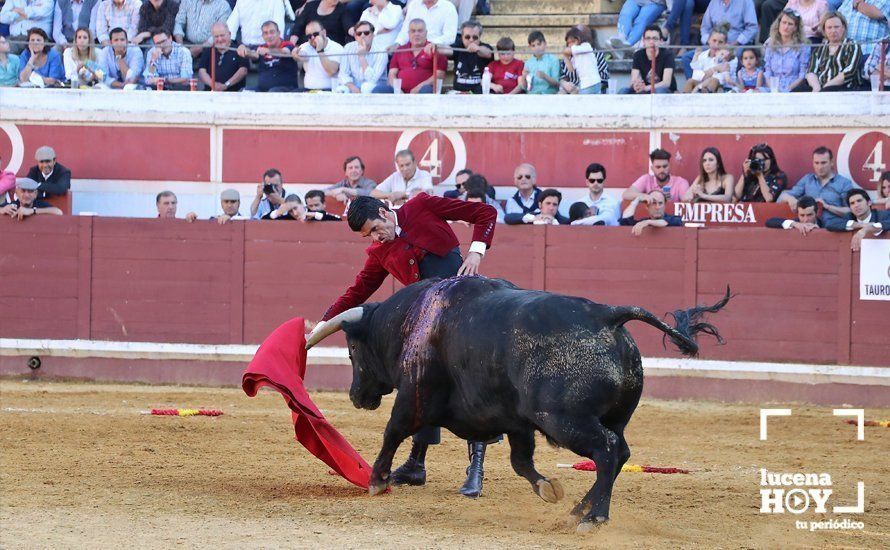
top-left (355, 30), bottom-right (372, 36)
top-left (587, 177), bottom-right (604, 183)
top-left (782, 8), bottom-right (800, 16)
top-left (307, 31), bottom-right (322, 39)
top-left (516, 174), bottom-right (533, 180)
top-left (463, 34), bottom-right (479, 40)
top-left (455, 183), bottom-right (464, 189)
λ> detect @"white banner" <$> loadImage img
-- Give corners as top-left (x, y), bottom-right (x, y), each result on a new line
top-left (859, 239), bottom-right (890, 301)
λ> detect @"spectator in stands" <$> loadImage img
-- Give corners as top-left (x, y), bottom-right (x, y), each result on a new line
top-left (779, 146), bottom-right (858, 226)
top-left (237, 21), bottom-right (300, 92)
top-left (25, 146), bottom-right (71, 199)
top-left (611, 0), bottom-right (667, 55)
top-left (18, 28), bottom-right (65, 87)
top-left (461, 173), bottom-right (504, 222)
top-left (487, 37), bottom-right (523, 94)
top-left (198, 22), bottom-right (249, 90)
top-left (561, 27), bottom-right (603, 94)
top-left (683, 25), bottom-right (736, 93)
top-left (326, 156), bottom-right (377, 202)
top-left (134, 0), bottom-right (179, 44)
top-left (337, 20), bottom-right (387, 93)
top-left (664, 0), bottom-right (695, 45)
top-left (559, 24), bottom-right (610, 93)
top-left (156, 190), bottom-right (179, 218)
top-left (174, 0), bottom-right (232, 58)
top-left (756, 0), bottom-right (791, 43)
top-left (521, 31), bottom-right (559, 94)
top-left (828, 189), bottom-right (890, 250)
top-left (443, 168), bottom-right (473, 199)
top-left (439, 20), bottom-right (492, 94)
top-left (227, 0), bottom-right (286, 47)
top-left (620, 25), bottom-right (676, 94)
top-left (764, 194), bottom-right (824, 232)
top-left (294, 0), bottom-right (355, 45)
top-left (251, 168), bottom-right (287, 219)
top-left (876, 170), bottom-right (890, 210)
top-left (394, 0), bottom-right (458, 47)
top-left (735, 143), bottom-right (787, 202)
top-left (785, 0), bottom-right (829, 42)
top-left (294, 20), bottom-right (343, 91)
top-left (63, 28), bottom-right (105, 86)
top-left (0, 178), bottom-right (63, 219)
top-left (510, 188), bottom-right (568, 225)
top-left (213, 188), bottom-right (247, 223)
top-left (100, 27), bottom-right (144, 88)
top-left (143, 29), bottom-right (194, 89)
top-left (864, 41), bottom-right (890, 90)
top-left (53, 0), bottom-right (101, 48)
top-left (0, 36), bottom-right (20, 87)
top-left (763, 9), bottom-right (811, 92)
top-left (734, 47), bottom-right (764, 91)
top-left (504, 163), bottom-right (543, 224)
top-left (375, 19), bottom-right (447, 93)
top-left (570, 162), bottom-right (620, 226)
top-left (689, 148), bottom-right (734, 202)
top-left (372, 149), bottom-right (433, 204)
top-left (792, 11), bottom-right (863, 91)
top-left (265, 193), bottom-right (305, 220)
top-left (839, 0), bottom-right (890, 57)
top-left (682, 0), bottom-right (757, 79)
top-left (0, 153), bottom-right (15, 199)
top-left (96, 0), bottom-right (142, 45)
top-left (620, 189), bottom-right (683, 235)
top-left (304, 189), bottom-right (343, 220)
top-left (360, 0), bottom-right (403, 51)
top-left (1, 0), bottom-right (54, 53)
top-left (623, 148), bottom-right (693, 203)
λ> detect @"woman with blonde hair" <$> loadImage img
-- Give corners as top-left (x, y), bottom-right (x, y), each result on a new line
top-left (764, 9), bottom-right (810, 92)
top-left (791, 11), bottom-right (862, 92)
top-left (63, 27), bottom-right (104, 86)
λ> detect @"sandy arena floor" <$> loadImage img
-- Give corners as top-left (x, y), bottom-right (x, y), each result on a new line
top-left (0, 379), bottom-right (887, 549)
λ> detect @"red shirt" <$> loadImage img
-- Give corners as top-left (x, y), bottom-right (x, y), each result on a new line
top-left (486, 58), bottom-right (524, 93)
top-left (322, 193), bottom-right (497, 320)
top-left (389, 42), bottom-right (448, 93)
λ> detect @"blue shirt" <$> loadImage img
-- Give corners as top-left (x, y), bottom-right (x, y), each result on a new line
top-left (785, 172), bottom-right (859, 226)
top-left (0, 54), bottom-right (21, 86)
top-left (700, 0), bottom-right (758, 45)
top-left (524, 54), bottom-right (560, 94)
top-left (101, 45), bottom-right (146, 85)
top-left (19, 48), bottom-right (65, 81)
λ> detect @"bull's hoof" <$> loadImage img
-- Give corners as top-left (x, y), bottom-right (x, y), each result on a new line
top-left (368, 480), bottom-right (390, 496)
top-left (534, 478), bottom-right (565, 504)
top-left (576, 517), bottom-right (608, 534)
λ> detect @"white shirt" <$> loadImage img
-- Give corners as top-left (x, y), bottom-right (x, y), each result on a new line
top-left (376, 168), bottom-right (433, 196)
top-left (299, 39), bottom-right (343, 90)
top-left (395, 0), bottom-right (457, 46)
top-left (0, 0), bottom-right (54, 36)
top-left (227, 0), bottom-right (285, 46)
top-left (576, 191), bottom-right (620, 226)
top-left (53, 0), bottom-right (100, 45)
top-left (570, 43), bottom-right (601, 89)
top-left (360, 2), bottom-right (403, 51)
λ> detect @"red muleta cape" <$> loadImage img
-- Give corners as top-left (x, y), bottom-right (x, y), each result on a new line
top-left (242, 317), bottom-right (371, 489)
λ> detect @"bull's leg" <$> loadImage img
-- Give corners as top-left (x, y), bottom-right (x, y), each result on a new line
top-left (368, 395), bottom-right (420, 496)
top-left (507, 430), bottom-right (565, 504)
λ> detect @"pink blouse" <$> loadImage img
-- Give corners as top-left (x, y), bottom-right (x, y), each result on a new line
top-left (786, 0), bottom-right (829, 39)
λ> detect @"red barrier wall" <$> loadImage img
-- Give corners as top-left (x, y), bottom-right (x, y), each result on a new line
top-left (1, 217), bottom-right (887, 368)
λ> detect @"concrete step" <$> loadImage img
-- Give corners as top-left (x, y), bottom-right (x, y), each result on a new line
top-left (476, 14), bottom-right (619, 27)
top-left (488, 0), bottom-right (621, 15)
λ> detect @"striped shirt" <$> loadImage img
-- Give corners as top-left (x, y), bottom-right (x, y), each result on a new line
top-left (807, 39), bottom-right (862, 88)
top-left (174, 0), bottom-right (232, 44)
top-left (95, 0), bottom-right (141, 42)
top-left (839, 0), bottom-right (890, 56)
top-left (143, 43), bottom-right (194, 79)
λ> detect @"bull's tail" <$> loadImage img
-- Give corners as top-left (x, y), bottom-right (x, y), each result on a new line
top-left (607, 287), bottom-right (732, 357)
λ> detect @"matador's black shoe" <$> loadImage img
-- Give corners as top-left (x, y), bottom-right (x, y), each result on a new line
top-left (390, 457), bottom-right (427, 486)
top-left (459, 441), bottom-right (487, 498)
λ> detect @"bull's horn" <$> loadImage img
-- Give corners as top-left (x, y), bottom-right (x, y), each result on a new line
top-left (305, 307), bottom-right (364, 350)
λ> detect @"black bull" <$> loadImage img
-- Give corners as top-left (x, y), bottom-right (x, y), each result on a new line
top-left (307, 276), bottom-right (730, 530)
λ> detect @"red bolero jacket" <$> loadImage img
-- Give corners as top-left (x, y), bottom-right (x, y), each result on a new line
top-left (322, 193), bottom-right (497, 320)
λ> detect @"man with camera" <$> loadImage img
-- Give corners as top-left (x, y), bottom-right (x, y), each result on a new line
top-left (251, 168), bottom-right (287, 219)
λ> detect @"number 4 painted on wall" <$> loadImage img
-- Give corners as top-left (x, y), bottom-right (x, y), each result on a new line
top-left (862, 141), bottom-right (885, 183)
top-left (419, 139), bottom-right (441, 178)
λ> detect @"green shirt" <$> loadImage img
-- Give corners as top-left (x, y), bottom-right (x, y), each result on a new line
top-left (524, 53), bottom-right (560, 94)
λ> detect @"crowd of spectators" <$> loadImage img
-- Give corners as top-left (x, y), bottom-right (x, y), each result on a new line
top-left (3, 139), bottom-right (887, 249)
top-left (0, 0), bottom-right (886, 91)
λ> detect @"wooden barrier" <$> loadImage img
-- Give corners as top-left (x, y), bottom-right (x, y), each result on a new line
top-left (0, 216), bottom-right (886, 368)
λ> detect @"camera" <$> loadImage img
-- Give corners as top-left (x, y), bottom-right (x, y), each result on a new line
top-left (749, 158), bottom-right (764, 172)
top-left (263, 183), bottom-right (277, 195)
